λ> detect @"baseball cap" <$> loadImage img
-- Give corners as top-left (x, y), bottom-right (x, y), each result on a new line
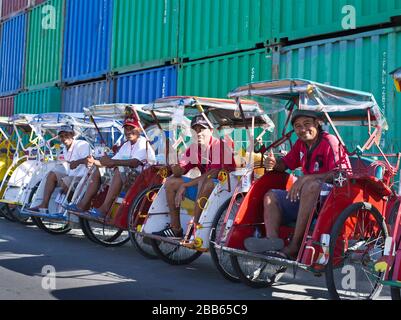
top-left (190, 115), bottom-right (211, 129)
top-left (291, 109), bottom-right (322, 126)
top-left (58, 125), bottom-right (74, 135)
top-left (123, 117), bottom-right (140, 129)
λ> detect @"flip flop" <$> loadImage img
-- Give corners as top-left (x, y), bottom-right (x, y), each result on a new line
top-left (88, 208), bottom-right (104, 219)
top-left (244, 237), bottom-right (285, 253)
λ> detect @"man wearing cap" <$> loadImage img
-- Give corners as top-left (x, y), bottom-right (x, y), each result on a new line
top-left (31, 125), bottom-right (91, 213)
top-left (244, 109), bottom-right (351, 260)
top-left (68, 117), bottom-right (155, 218)
top-left (153, 115), bottom-right (237, 238)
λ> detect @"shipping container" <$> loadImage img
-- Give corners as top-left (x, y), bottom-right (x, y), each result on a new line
top-left (277, 27), bottom-right (401, 153)
top-left (1, 0), bottom-right (29, 20)
top-left (25, 0), bottom-right (64, 89)
top-left (179, 0), bottom-right (272, 61)
top-left (0, 95), bottom-right (14, 117)
top-left (33, 0), bottom-right (47, 7)
top-left (111, 0), bottom-right (179, 73)
top-left (15, 86), bottom-right (61, 114)
top-left (114, 66), bottom-right (177, 104)
top-left (178, 48), bottom-right (274, 146)
top-left (0, 13), bottom-right (27, 96)
top-left (62, 0), bottom-right (112, 83)
top-left (272, 0), bottom-right (401, 44)
top-left (62, 79), bottom-right (113, 113)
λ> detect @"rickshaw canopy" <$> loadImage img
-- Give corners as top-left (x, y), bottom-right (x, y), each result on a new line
top-left (143, 96), bottom-right (275, 132)
top-left (228, 79), bottom-right (387, 129)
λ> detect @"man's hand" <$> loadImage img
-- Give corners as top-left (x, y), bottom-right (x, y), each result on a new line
top-left (86, 155), bottom-right (95, 168)
top-left (175, 185), bottom-right (187, 208)
top-left (171, 164), bottom-right (184, 177)
top-left (100, 155), bottom-right (114, 168)
top-left (288, 175), bottom-right (314, 202)
top-left (69, 160), bottom-right (79, 170)
top-left (264, 149), bottom-right (276, 171)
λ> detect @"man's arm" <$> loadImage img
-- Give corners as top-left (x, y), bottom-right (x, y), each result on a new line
top-left (69, 158), bottom-right (88, 170)
top-left (102, 157), bottom-right (142, 168)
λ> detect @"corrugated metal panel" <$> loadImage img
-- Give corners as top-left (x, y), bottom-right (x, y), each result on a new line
top-left (178, 48), bottom-right (272, 98)
top-left (0, 13), bottom-right (26, 96)
top-left (15, 86), bottom-right (61, 114)
top-left (111, 0), bottom-right (179, 73)
top-left (272, 0), bottom-right (401, 43)
top-left (62, 0), bottom-right (112, 83)
top-left (179, 0), bottom-right (272, 61)
top-left (25, 0), bottom-right (64, 89)
top-left (0, 95), bottom-right (14, 117)
top-left (114, 66), bottom-right (177, 104)
top-left (178, 48), bottom-right (274, 146)
top-left (1, 0), bottom-right (29, 20)
top-left (277, 27), bottom-right (401, 153)
top-left (62, 79), bottom-right (113, 113)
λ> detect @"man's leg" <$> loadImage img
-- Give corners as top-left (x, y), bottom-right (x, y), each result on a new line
top-left (37, 172), bottom-right (58, 209)
top-left (165, 176), bottom-right (185, 233)
top-left (264, 190), bottom-right (283, 239)
top-left (77, 169), bottom-right (101, 210)
top-left (193, 177), bottom-right (215, 224)
top-left (283, 180), bottom-right (321, 258)
top-left (96, 169), bottom-right (123, 215)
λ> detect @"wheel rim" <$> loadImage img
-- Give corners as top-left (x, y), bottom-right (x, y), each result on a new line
top-left (128, 186), bottom-right (160, 259)
top-left (34, 217), bottom-right (71, 234)
top-left (329, 205), bottom-right (386, 300)
top-left (152, 239), bottom-right (202, 265)
top-left (85, 219), bottom-right (129, 246)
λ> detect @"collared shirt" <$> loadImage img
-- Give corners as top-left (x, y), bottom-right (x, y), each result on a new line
top-left (61, 139), bottom-right (91, 177)
top-left (112, 136), bottom-right (156, 168)
top-left (282, 131), bottom-right (351, 175)
top-left (179, 136), bottom-right (237, 175)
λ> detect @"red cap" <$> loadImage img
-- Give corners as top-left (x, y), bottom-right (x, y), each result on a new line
top-left (123, 117), bottom-right (140, 129)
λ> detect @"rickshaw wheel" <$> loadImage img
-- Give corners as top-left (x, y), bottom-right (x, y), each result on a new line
top-left (230, 254), bottom-right (286, 288)
top-left (11, 207), bottom-right (35, 225)
top-left (80, 218), bottom-right (130, 247)
top-left (128, 185), bottom-right (161, 259)
top-left (0, 204), bottom-right (18, 222)
top-left (151, 237), bottom-right (203, 266)
top-left (32, 217), bottom-right (71, 235)
top-left (325, 202), bottom-right (388, 300)
top-left (209, 196), bottom-right (244, 283)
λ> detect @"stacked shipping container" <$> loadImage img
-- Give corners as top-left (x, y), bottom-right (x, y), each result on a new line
top-left (2, 0), bottom-right (400, 152)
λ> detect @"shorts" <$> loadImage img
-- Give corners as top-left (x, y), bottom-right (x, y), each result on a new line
top-left (270, 183), bottom-right (334, 226)
top-left (182, 176), bottom-right (219, 201)
top-left (53, 171), bottom-right (77, 188)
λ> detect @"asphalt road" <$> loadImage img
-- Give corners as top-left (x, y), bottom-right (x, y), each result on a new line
top-left (0, 216), bottom-right (391, 300)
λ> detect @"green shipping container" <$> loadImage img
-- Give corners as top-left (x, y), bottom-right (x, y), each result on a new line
top-left (277, 27), bottom-right (401, 153)
top-left (15, 86), bottom-right (62, 114)
top-left (178, 48), bottom-right (275, 148)
top-left (179, 0), bottom-right (272, 61)
top-left (272, 0), bottom-right (401, 44)
top-left (25, 0), bottom-right (64, 89)
top-left (111, 0), bottom-right (179, 73)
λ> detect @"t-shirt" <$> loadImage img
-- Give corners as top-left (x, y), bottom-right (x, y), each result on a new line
top-left (112, 136), bottom-right (156, 168)
top-left (61, 139), bottom-right (91, 177)
top-left (282, 131), bottom-right (351, 175)
top-left (179, 136), bottom-right (237, 175)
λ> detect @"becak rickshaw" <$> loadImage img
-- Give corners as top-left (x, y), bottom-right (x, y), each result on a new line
top-left (215, 79), bottom-right (400, 300)
top-left (135, 96), bottom-right (274, 280)
top-left (374, 67), bottom-right (401, 300)
top-left (20, 112), bottom-right (122, 235)
top-left (0, 114), bottom-right (48, 223)
top-left (65, 104), bottom-right (171, 248)
top-left (0, 115), bottom-right (35, 223)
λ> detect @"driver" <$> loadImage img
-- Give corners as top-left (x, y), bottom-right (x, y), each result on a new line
top-left (153, 115), bottom-right (237, 238)
top-left (244, 110), bottom-right (351, 260)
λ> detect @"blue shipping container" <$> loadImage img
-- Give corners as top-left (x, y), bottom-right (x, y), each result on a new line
top-left (0, 13), bottom-right (26, 96)
top-left (62, 79), bottom-right (113, 113)
top-left (114, 66), bottom-right (177, 104)
top-left (62, 0), bottom-right (113, 83)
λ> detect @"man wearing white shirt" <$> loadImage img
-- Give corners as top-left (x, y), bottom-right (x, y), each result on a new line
top-left (31, 125), bottom-right (91, 213)
top-left (68, 118), bottom-right (155, 218)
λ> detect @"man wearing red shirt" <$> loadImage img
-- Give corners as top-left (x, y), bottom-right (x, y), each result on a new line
top-left (153, 115), bottom-right (237, 238)
top-left (245, 109), bottom-right (350, 259)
